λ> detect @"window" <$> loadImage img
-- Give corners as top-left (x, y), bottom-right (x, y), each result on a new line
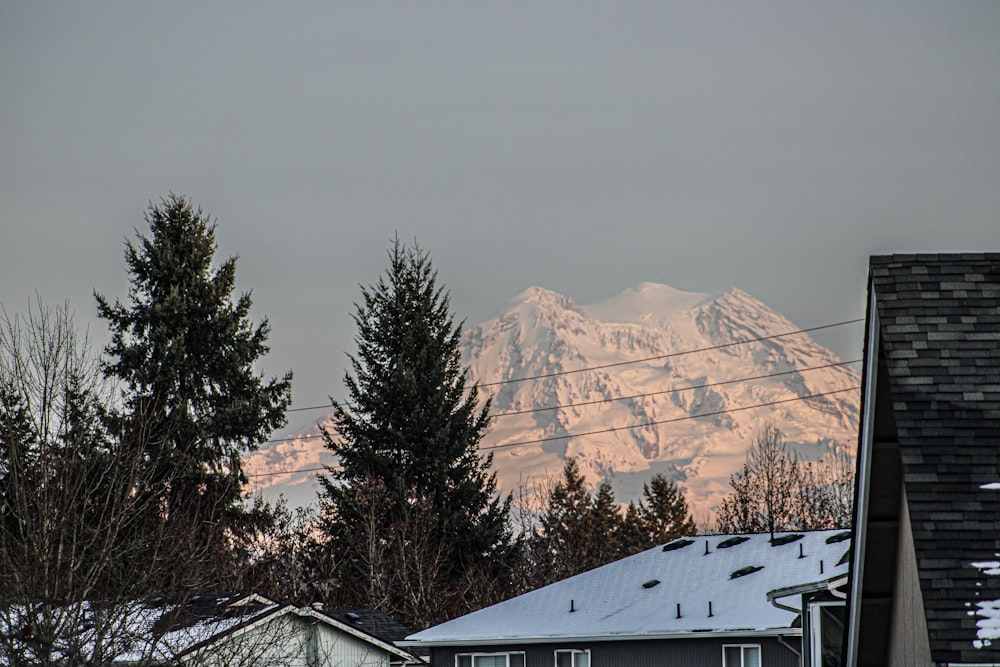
top-left (555, 649), bottom-right (590, 667)
top-left (808, 602), bottom-right (845, 667)
top-left (456, 653), bottom-right (525, 667)
top-left (723, 644), bottom-right (760, 667)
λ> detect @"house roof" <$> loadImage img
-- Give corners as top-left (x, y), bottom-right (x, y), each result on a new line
top-left (405, 530), bottom-right (850, 646)
top-left (2, 595), bottom-right (422, 665)
top-left (863, 253), bottom-right (1000, 662)
top-left (323, 609), bottom-right (414, 645)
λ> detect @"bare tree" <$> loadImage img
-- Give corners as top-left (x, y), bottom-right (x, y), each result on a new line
top-left (0, 301), bottom-right (260, 666)
top-left (715, 422), bottom-right (803, 539)
top-left (715, 422), bottom-right (855, 536)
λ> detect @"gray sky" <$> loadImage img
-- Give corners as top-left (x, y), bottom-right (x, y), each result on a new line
top-left (2, 2), bottom-right (999, 436)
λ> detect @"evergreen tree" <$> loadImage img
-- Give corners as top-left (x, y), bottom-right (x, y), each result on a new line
top-left (639, 474), bottom-right (697, 544)
top-left (535, 458), bottom-right (625, 582)
top-left (616, 474), bottom-right (697, 555)
top-left (318, 239), bottom-right (515, 628)
top-left (95, 194), bottom-right (292, 589)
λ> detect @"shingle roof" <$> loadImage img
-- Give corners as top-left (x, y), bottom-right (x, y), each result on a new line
top-left (323, 609), bottom-right (414, 645)
top-left (870, 253), bottom-right (1000, 662)
top-left (405, 530), bottom-right (849, 646)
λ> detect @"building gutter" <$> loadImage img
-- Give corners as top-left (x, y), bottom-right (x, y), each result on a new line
top-left (399, 627), bottom-right (802, 648)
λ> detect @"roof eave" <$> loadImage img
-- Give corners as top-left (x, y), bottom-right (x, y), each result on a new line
top-left (400, 627), bottom-right (802, 647)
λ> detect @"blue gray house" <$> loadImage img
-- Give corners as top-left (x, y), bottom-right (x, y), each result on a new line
top-left (404, 530), bottom-right (850, 667)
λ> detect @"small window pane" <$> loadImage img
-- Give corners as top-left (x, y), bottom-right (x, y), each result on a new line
top-left (556, 651), bottom-right (573, 667)
top-left (724, 646), bottom-right (741, 667)
top-left (475, 657), bottom-right (505, 667)
top-left (743, 646), bottom-right (760, 667)
top-left (509, 654), bottom-right (525, 667)
top-left (575, 652), bottom-right (589, 667)
top-left (457, 656), bottom-right (473, 667)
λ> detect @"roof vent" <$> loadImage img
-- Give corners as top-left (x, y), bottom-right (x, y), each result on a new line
top-left (826, 531), bottom-right (851, 544)
top-left (662, 539), bottom-right (694, 552)
top-left (717, 536), bottom-right (750, 549)
top-left (837, 549), bottom-right (850, 566)
top-left (345, 612), bottom-right (363, 624)
top-left (770, 533), bottom-right (804, 547)
top-left (642, 579), bottom-right (661, 589)
top-left (730, 565), bottom-right (764, 579)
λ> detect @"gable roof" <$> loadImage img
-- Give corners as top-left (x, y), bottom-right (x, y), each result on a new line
top-left (2, 595), bottom-right (422, 665)
top-left (405, 530), bottom-right (850, 646)
top-left (849, 253), bottom-right (1000, 664)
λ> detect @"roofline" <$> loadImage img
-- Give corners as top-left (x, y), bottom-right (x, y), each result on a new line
top-left (301, 607), bottom-right (421, 662)
top-left (179, 604), bottom-right (420, 664)
top-left (844, 278), bottom-right (880, 667)
top-left (767, 573), bottom-right (851, 603)
top-left (400, 627), bottom-right (803, 647)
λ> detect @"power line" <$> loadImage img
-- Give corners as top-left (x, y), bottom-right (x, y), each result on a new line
top-left (480, 386), bottom-right (859, 450)
top-left (491, 359), bottom-right (861, 418)
top-left (246, 386), bottom-right (859, 479)
top-left (260, 359), bottom-right (860, 446)
top-left (278, 317), bottom-right (864, 413)
top-left (477, 318), bottom-right (863, 388)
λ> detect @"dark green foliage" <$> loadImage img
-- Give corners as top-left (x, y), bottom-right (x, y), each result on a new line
top-left (626, 473), bottom-right (697, 553)
top-left (95, 194), bottom-right (292, 590)
top-left (318, 239), bottom-right (515, 628)
top-left (536, 458), bottom-right (622, 581)
top-left (532, 459), bottom-right (699, 584)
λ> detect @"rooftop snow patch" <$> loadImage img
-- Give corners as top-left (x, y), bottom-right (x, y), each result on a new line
top-left (405, 530), bottom-right (850, 646)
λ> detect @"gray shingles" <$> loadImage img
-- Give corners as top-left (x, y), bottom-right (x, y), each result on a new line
top-left (870, 253), bottom-right (1000, 664)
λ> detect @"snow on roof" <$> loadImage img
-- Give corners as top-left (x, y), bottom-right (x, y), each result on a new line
top-left (406, 530), bottom-right (850, 646)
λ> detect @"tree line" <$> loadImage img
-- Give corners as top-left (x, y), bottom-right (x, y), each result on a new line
top-left (0, 196), bottom-right (853, 664)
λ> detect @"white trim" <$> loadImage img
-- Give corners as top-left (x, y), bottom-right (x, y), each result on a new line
top-left (845, 282), bottom-right (879, 667)
top-left (455, 651), bottom-right (526, 667)
top-left (299, 607), bottom-right (420, 662)
top-left (554, 648), bottom-right (591, 667)
top-left (722, 643), bottom-right (761, 667)
top-left (401, 627), bottom-right (802, 647)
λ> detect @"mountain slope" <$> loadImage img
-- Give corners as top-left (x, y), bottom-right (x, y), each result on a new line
top-left (246, 283), bottom-right (860, 520)
top-left (462, 283), bottom-right (859, 519)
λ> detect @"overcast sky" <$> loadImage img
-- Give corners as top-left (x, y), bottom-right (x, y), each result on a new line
top-left (2, 2), bottom-right (999, 435)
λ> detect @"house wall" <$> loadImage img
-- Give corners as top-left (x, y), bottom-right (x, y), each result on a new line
top-left (885, 487), bottom-right (933, 667)
top-left (429, 636), bottom-right (800, 667)
top-left (186, 614), bottom-right (394, 667)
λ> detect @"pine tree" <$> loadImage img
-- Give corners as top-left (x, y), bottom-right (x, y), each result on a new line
top-left (534, 458), bottom-right (627, 582)
top-left (318, 239), bottom-right (514, 628)
top-left (95, 194), bottom-right (292, 589)
top-left (639, 474), bottom-right (697, 544)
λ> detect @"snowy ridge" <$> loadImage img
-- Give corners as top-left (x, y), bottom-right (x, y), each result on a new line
top-left (463, 283), bottom-right (859, 518)
top-left (246, 283), bottom-right (860, 519)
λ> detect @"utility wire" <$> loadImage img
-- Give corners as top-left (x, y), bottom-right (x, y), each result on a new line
top-left (280, 317), bottom-right (864, 413)
top-left (477, 318), bottom-right (863, 388)
top-left (246, 386), bottom-right (859, 478)
top-left (491, 359), bottom-right (861, 418)
top-left (261, 360), bottom-right (860, 445)
top-left (480, 387), bottom-right (859, 451)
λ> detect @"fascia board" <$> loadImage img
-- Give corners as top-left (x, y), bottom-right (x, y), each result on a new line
top-left (844, 280), bottom-right (881, 667)
top-left (300, 608), bottom-right (420, 662)
top-left (398, 628), bottom-right (802, 648)
top-left (177, 604), bottom-right (295, 662)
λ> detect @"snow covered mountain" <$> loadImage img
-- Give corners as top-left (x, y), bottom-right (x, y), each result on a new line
top-left (461, 283), bottom-right (859, 520)
top-left (246, 283), bottom-right (860, 521)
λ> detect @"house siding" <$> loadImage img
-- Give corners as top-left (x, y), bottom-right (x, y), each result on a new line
top-left (885, 486), bottom-right (933, 667)
top-left (429, 636), bottom-right (800, 667)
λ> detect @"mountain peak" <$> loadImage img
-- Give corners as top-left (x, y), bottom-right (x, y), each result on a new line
top-left (584, 282), bottom-right (712, 325)
top-left (507, 286), bottom-right (582, 313)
